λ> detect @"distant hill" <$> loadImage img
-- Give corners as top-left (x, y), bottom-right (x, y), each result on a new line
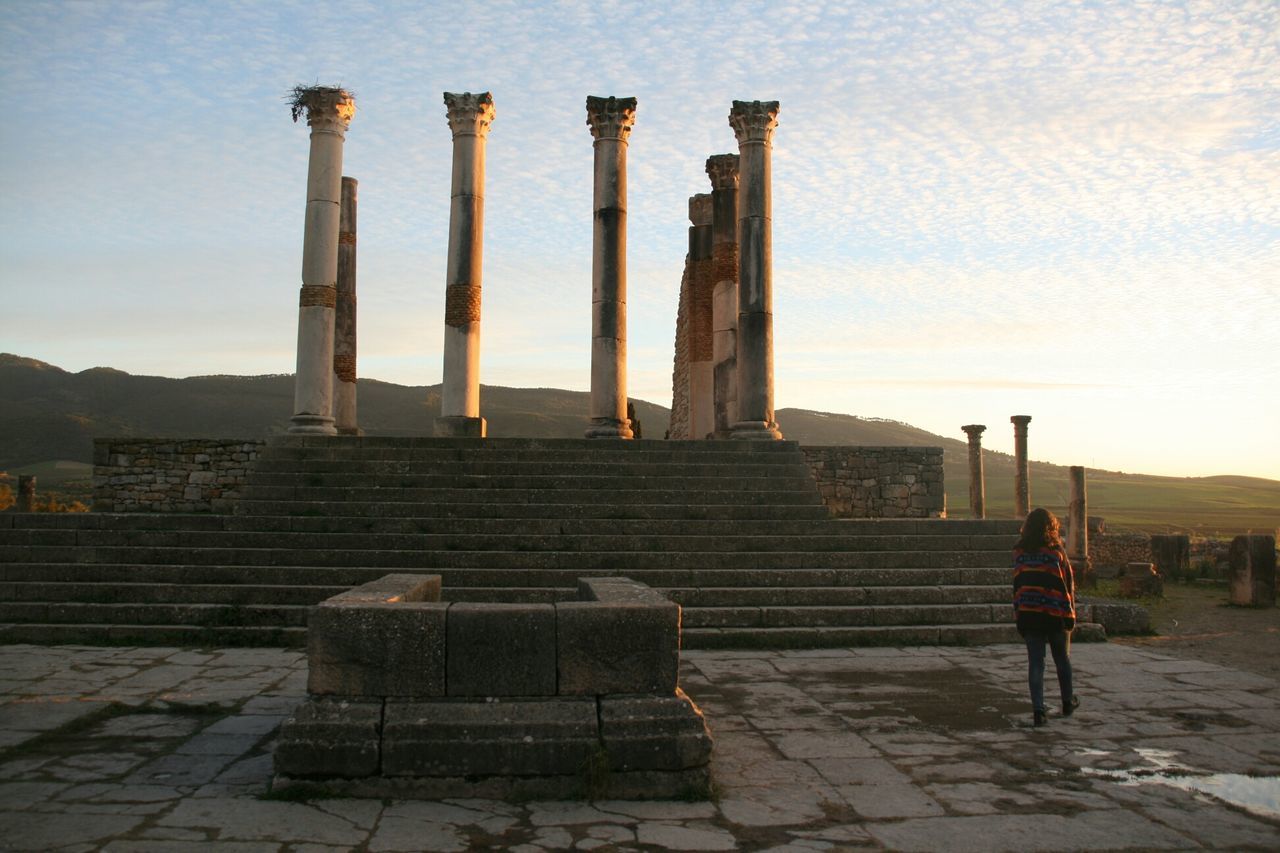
top-left (3, 354), bottom-right (1277, 535)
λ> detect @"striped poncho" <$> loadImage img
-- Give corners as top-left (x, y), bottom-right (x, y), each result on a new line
top-left (1012, 546), bottom-right (1076, 634)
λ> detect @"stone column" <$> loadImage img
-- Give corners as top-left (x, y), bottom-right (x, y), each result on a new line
top-left (437, 92), bottom-right (496, 438)
top-left (289, 86), bottom-right (355, 435)
top-left (585, 96), bottom-right (637, 439)
top-left (687, 193), bottom-right (714, 441)
top-left (1011, 415), bottom-right (1032, 516)
top-left (333, 176), bottom-right (360, 435)
top-left (728, 100), bottom-right (782, 440)
top-left (1068, 466), bottom-right (1091, 582)
top-left (961, 425), bottom-right (986, 519)
top-left (16, 475), bottom-right (35, 513)
top-left (707, 153), bottom-right (739, 440)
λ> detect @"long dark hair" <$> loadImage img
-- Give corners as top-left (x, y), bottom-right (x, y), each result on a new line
top-left (1016, 507), bottom-right (1064, 552)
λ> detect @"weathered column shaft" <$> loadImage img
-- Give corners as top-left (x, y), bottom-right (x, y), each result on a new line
top-left (961, 424), bottom-right (986, 519)
top-left (437, 92), bottom-right (495, 438)
top-left (729, 101), bottom-right (782, 440)
top-left (707, 153), bottom-right (739, 440)
top-left (1068, 466), bottom-right (1090, 575)
top-left (585, 96), bottom-right (637, 439)
top-left (290, 87), bottom-right (354, 435)
top-left (687, 193), bottom-right (714, 441)
top-left (1011, 415), bottom-right (1032, 516)
top-left (16, 475), bottom-right (35, 513)
top-left (334, 176), bottom-right (360, 435)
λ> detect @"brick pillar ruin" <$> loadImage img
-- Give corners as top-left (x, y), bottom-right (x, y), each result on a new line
top-left (1068, 466), bottom-right (1091, 583)
top-left (289, 86), bottom-right (355, 435)
top-left (585, 96), bottom-right (637, 439)
top-left (687, 193), bottom-right (714, 440)
top-left (437, 92), bottom-right (495, 438)
top-left (729, 101), bottom-right (782, 440)
top-left (707, 153), bottom-right (739, 440)
top-left (16, 476), bottom-right (35, 513)
top-left (334, 176), bottom-right (360, 435)
top-left (1011, 415), bottom-right (1032, 517)
top-left (961, 424), bottom-right (986, 519)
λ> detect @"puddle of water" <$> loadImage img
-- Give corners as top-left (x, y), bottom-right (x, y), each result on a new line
top-left (1078, 747), bottom-right (1280, 820)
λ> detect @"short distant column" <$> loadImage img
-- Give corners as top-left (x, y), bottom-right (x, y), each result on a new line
top-left (1068, 466), bottom-right (1091, 581)
top-left (961, 424), bottom-right (986, 519)
top-left (585, 96), bottom-right (637, 439)
top-left (728, 100), bottom-right (782, 440)
top-left (437, 92), bottom-right (496, 438)
top-left (16, 475), bottom-right (35, 513)
top-left (706, 153), bottom-right (739, 439)
top-left (687, 193), bottom-right (714, 440)
top-left (334, 176), bottom-right (360, 435)
top-left (1011, 415), bottom-right (1032, 516)
top-left (289, 86), bottom-right (355, 435)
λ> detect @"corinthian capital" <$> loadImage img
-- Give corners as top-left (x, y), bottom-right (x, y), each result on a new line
top-left (586, 96), bottom-right (637, 142)
top-left (289, 85), bottom-right (356, 129)
top-left (705, 154), bottom-right (739, 190)
top-left (728, 100), bottom-right (779, 145)
top-left (444, 92), bottom-right (496, 138)
top-left (689, 193), bottom-right (712, 226)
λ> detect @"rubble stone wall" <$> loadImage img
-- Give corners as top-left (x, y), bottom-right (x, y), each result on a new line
top-left (92, 438), bottom-right (265, 513)
top-left (1090, 531), bottom-right (1153, 571)
top-left (801, 446), bottom-right (946, 518)
top-left (668, 260), bottom-right (692, 439)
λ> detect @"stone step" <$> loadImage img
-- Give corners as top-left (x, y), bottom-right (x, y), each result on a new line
top-left (240, 473), bottom-right (824, 493)
top-left (232, 501), bottom-right (835, 520)
top-left (235, 485), bottom-right (825, 504)
top-left (666, 584), bottom-right (1010, 607)
top-left (0, 601), bottom-right (307, 627)
top-left (260, 436), bottom-right (803, 455)
top-left (681, 602), bottom-right (1010, 629)
top-left (681, 623), bottom-right (1023, 649)
top-left (0, 581), bottom-right (347, 606)
top-left (0, 563), bottom-right (1008, 589)
top-left (0, 528), bottom-right (1018, 554)
top-left (0, 544), bottom-right (1011, 570)
top-left (249, 459), bottom-right (813, 477)
top-left (0, 622), bottom-right (307, 647)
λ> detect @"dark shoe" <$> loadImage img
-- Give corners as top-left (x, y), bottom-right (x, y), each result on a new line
top-left (1063, 695), bottom-right (1080, 717)
top-left (1033, 709), bottom-right (1048, 727)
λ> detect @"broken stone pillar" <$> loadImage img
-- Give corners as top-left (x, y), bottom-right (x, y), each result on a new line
top-left (728, 101), bottom-right (782, 440)
top-left (16, 476), bottom-right (35, 513)
top-left (1149, 534), bottom-right (1190, 581)
top-left (1229, 535), bottom-right (1276, 607)
top-left (437, 92), bottom-right (495, 438)
top-left (687, 193), bottom-right (714, 441)
top-left (585, 96), bottom-right (637, 439)
top-left (334, 176), bottom-right (360, 435)
top-left (707, 153), bottom-right (739, 439)
top-left (1068, 466), bottom-right (1092, 584)
top-left (961, 425), bottom-right (986, 519)
top-left (1011, 415), bottom-right (1032, 516)
top-left (289, 86), bottom-right (355, 435)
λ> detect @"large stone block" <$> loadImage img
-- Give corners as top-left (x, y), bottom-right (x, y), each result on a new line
top-left (1229, 535), bottom-right (1276, 607)
top-left (382, 698), bottom-right (598, 777)
top-left (446, 602), bottom-right (557, 696)
top-left (599, 690), bottom-right (713, 772)
top-left (307, 601), bottom-right (447, 698)
top-left (274, 697), bottom-right (383, 779)
top-left (1150, 534), bottom-right (1191, 579)
top-left (557, 600), bottom-right (679, 695)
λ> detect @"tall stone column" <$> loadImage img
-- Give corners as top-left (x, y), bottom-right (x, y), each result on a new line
top-left (1068, 466), bottom-right (1091, 582)
top-left (961, 424), bottom-right (986, 519)
top-left (289, 86), bottom-right (355, 435)
top-left (707, 153), bottom-right (739, 440)
top-left (333, 176), bottom-right (360, 435)
top-left (687, 193), bottom-right (714, 440)
top-left (1011, 415), bottom-right (1032, 517)
top-left (436, 92), bottom-right (496, 438)
top-left (728, 100), bottom-right (782, 440)
top-left (585, 96), bottom-right (637, 439)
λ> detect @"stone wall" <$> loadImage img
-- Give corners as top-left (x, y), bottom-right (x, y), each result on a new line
top-left (801, 446), bottom-right (946, 518)
top-left (668, 259), bottom-right (692, 439)
top-left (1090, 531), bottom-right (1152, 572)
top-left (92, 438), bottom-right (265, 513)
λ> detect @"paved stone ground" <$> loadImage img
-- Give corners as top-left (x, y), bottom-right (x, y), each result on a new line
top-left (1, 643), bottom-right (1277, 851)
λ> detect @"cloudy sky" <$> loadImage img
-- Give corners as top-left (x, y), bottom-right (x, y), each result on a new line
top-left (2, 1), bottom-right (1277, 479)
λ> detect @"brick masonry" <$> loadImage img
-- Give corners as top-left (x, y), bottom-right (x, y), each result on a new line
top-left (92, 438), bottom-right (265, 513)
top-left (801, 446), bottom-right (946, 519)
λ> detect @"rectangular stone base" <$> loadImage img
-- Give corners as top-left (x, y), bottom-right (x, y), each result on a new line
top-left (434, 415), bottom-right (486, 437)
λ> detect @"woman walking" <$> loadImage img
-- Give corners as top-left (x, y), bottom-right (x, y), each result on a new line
top-left (1013, 507), bottom-right (1079, 726)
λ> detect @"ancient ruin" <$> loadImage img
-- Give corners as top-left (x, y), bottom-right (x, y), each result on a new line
top-left (1011, 414), bottom-right (1032, 516)
top-left (334, 176), bottom-right (360, 435)
top-left (961, 424), bottom-right (987, 518)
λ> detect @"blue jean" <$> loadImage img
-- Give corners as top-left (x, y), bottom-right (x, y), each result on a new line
top-left (1025, 630), bottom-right (1072, 712)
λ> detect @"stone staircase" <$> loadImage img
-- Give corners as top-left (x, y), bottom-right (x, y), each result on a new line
top-left (0, 437), bottom-right (1024, 648)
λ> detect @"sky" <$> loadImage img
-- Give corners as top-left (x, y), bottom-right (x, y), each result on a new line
top-left (1, 0), bottom-right (1277, 479)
